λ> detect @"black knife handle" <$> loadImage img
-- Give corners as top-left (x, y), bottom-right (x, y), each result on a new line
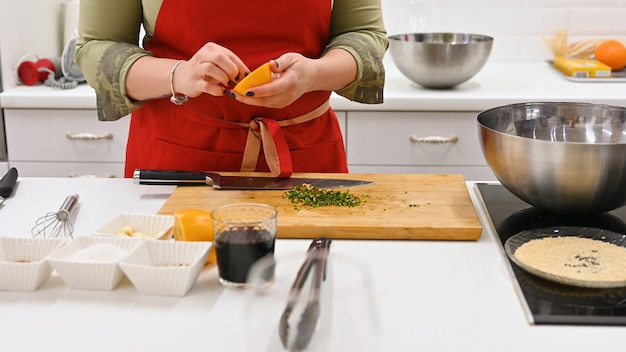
top-left (0, 167), bottom-right (18, 198)
top-left (133, 169), bottom-right (208, 185)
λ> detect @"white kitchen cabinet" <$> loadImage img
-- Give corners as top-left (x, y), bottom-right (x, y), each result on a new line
top-left (2, 108), bottom-right (344, 178)
top-left (4, 109), bottom-right (129, 178)
top-left (3, 108), bottom-right (497, 179)
top-left (345, 111), bottom-right (497, 181)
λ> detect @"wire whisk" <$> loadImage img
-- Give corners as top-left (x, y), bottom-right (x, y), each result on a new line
top-left (32, 194), bottom-right (80, 239)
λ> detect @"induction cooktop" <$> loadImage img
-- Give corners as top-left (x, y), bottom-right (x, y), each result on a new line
top-left (476, 183), bottom-right (626, 326)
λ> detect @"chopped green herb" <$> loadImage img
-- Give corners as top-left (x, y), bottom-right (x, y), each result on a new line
top-left (282, 183), bottom-right (364, 208)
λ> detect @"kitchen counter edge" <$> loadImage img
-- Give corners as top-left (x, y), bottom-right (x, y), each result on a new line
top-left (1, 62), bottom-right (625, 111)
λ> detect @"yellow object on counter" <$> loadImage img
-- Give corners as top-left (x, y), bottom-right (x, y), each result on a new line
top-left (553, 56), bottom-right (612, 78)
top-left (173, 209), bottom-right (216, 264)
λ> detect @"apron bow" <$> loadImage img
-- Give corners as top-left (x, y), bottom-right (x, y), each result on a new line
top-left (240, 100), bottom-right (330, 178)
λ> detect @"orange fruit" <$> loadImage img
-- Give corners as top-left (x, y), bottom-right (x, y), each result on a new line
top-left (173, 209), bottom-right (216, 264)
top-left (594, 40), bottom-right (626, 70)
top-left (233, 62), bottom-right (272, 95)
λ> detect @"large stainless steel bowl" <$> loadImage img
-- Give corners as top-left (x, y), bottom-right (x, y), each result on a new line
top-left (478, 102), bottom-right (626, 215)
top-left (388, 33), bottom-right (493, 89)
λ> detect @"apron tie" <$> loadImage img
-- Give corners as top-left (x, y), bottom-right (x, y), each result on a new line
top-left (240, 100), bottom-right (330, 177)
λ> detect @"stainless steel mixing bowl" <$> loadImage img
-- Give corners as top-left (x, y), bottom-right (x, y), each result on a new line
top-left (478, 102), bottom-right (626, 215)
top-left (388, 33), bottom-right (493, 89)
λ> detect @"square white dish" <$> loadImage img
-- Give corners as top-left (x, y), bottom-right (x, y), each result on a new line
top-left (47, 236), bottom-right (142, 291)
top-left (0, 237), bottom-right (66, 291)
top-left (94, 213), bottom-right (174, 240)
top-left (120, 240), bottom-right (211, 297)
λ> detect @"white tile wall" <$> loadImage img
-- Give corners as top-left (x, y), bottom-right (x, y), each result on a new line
top-left (382, 0), bottom-right (626, 62)
top-left (1, 0), bottom-right (626, 89)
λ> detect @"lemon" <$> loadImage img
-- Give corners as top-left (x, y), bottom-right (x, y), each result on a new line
top-left (233, 62), bottom-right (272, 95)
top-left (173, 209), bottom-right (216, 264)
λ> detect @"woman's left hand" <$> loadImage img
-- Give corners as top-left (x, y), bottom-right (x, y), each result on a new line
top-left (230, 53), bottom-right (316, 108)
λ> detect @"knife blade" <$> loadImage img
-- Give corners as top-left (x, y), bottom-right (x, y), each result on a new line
top-left (0, 167), bottom-right (18, 206)
top-left (133, 169), bottom-right (372, 190)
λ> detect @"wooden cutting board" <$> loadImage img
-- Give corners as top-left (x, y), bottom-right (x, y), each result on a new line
top-left (157, 173), bottom-right (482, 240)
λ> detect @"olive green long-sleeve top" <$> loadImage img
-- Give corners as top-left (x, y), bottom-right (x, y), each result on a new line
top-left (75, 0), bottom-right (388, 121)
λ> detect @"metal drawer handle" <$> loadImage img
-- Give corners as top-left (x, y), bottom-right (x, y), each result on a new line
top-left (66, 132), bottom-right (114, 141)
top-left (68, 173), bottom-right (116, 178)
top-left (409, 135), bottom-right (459, 144)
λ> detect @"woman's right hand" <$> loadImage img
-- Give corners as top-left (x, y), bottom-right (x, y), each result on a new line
top-left (173, 42), bottom-right (250, 98)
top-left (126, 42), bottom-right (250, 101)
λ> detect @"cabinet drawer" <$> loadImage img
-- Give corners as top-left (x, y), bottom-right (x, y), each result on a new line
top-left (9, 161), bottom-right (125, 178)
top-left (346, 111), bottom-right (485, 166)
top-left (5, 109), bottom-right (129, 162)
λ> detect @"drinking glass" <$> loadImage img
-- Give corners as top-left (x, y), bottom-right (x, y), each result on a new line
top-left (211, 203), bottom-right (277, 289)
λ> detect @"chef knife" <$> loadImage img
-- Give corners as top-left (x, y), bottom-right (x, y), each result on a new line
top-left (0, 167), bottom-right (18, 206)
top-left (133, 169), bottom-right (372, 190)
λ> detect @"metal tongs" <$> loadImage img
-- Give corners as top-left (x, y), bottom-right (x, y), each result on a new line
top-left (279, 237), bottom-right (332, 351)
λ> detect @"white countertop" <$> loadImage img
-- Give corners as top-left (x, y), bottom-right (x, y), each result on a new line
top-left (0, 178), bottom-right (623, 352)
top-left (1, 61), bottom-right (625, 111)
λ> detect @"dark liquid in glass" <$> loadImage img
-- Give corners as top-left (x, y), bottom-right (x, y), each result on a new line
top-left (215, 228), bottom-right (275, 284)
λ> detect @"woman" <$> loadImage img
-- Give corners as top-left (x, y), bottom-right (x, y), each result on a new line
top-left (75, 0), bottom-right (388, 178)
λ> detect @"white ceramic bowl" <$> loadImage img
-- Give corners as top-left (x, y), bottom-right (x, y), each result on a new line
top-left (94, 213), bottom-right (174, 240)
top-left (47, 236), bottom-right (142, 291)
top-left (0, 237), bottom-right (66, 291)
top-left (120, 240), bottom-right (211, 297)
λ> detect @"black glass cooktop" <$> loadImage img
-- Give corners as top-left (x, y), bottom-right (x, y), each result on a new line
top-left (477, 183), bottom-right (626, 326)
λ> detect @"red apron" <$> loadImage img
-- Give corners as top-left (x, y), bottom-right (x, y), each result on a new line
top-left (124, 0), bottom-right (348, 177)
